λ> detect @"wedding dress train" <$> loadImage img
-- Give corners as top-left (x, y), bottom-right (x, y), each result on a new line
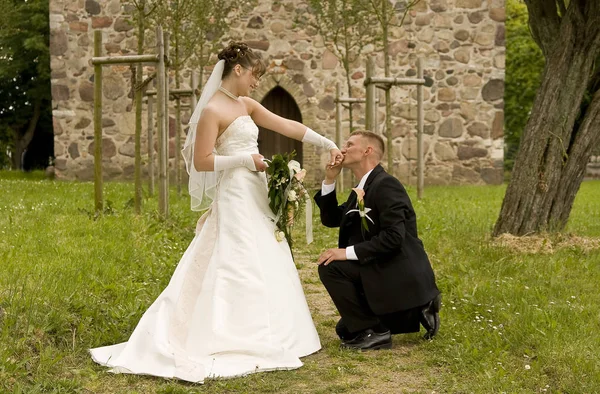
top-left (90, 115), bottom-right (321, 383)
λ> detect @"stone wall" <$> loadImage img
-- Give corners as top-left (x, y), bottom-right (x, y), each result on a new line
top-left (586, 156), bottom-right (600, 180)
top-left (50, 0), bottom-right (505, 186)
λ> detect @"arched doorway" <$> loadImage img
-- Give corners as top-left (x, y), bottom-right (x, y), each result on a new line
top-left (258, 87), bottom-right (303, 164)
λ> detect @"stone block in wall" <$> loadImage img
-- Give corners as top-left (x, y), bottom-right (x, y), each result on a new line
top-left (393, 162), bottom-right (412, 185)
top-left (50, 30), bottom-right (68, 56)
top-left (119, 137), bottom-right (135, 158)
top-left (102, 118), bottom-right (116, 128)
top-left (467, 122), bottom-right (490, 138)
top-left (114, 17), bottom-right (133, 32)
top-left (246, 40), bottom-right (270, 51)
top-left (482, 79), bottom-right (504, 102)
top-left (68, 143), bottom-right (80, 159)
top-left (103, 74), bottom-right (126, 100)
top-left (79, 81), bottom-right (94, 102)
top-left (92, 16), bottom-right (113, 28)
top-left (480, 167), bottom-right (503, 184)
top-left (490, 8), bottom-right (506, 22)
top-left (495, 25), bottom-right (505, 46)
top-left (425, 165), bottom-right (453, 185)
top-left (439, 118), bottom-right (464, 138)
top-left (103, 161), bottom-right (124, 179)
top-left (85, 0), bottom-right (101, 15)
top-left (52, 85), bottom-right (70, 101)
top-left (399, 136), bottom-right (431, 161)
top-left (460, 102), bottom-right (477, 121)
top-left (88, 138), bottom-right (117, 158)
top-left (434, 142), bottom-right (457, 161)
top-left (54, 142), bottom-right (65, 157)
top-left (469, 11), bottom-right (485, 24)
top-left (452, 164), bottom-right (481, 184)
top-left (457, 145), bottom-right (488, 160)
top-left (456, 0), bottom-right (483, 8)
top-left (322, 49), bottom-right (338, 70)
top-left (69, 21), bottom-right (89, 33)
top-left (438, 88), bottom-right (456, 101)
top-left (454, 48), bottom-right (470, 64)
top-left (430, 0), bottom-right (448, 12)
top-left (75, 117), bottom-right (91, 129)
top-left (491, 112), bottom-right (504, 139)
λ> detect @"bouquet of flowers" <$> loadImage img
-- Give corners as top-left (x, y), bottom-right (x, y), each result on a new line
top-left (265, 151), bottom-right (312, 249)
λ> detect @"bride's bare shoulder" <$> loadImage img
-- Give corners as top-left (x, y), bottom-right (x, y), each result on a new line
top-left (200, 102), bottom-right (221, 121)
top-left (240, 96), bottom-right (260, 113)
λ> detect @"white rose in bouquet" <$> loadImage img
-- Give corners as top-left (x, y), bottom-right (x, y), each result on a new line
top-left (275, 230), bottom-right (286, 242)
top-left (288, 160), bottom-right (301, 175)
top-left (288, 190), bottom-right (298, 202)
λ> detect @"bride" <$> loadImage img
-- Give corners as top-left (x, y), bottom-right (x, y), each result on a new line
top-left (90, 42), bottom-right (343, 383)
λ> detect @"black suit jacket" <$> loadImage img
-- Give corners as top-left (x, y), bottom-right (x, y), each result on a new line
top-left (314, 164), bottom-right (439, 315)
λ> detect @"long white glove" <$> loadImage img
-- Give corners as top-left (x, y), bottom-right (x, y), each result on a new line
top-left (214, 154), bottom-right (257, 172)
top-left (302, 127), bottom-right (338, 150)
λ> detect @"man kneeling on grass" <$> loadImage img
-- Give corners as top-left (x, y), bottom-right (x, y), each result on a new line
top-left (314, 131), bottom-right (441, 350)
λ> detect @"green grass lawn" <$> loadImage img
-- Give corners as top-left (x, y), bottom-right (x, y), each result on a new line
top-left (1, 172), bottom-right (599, 393)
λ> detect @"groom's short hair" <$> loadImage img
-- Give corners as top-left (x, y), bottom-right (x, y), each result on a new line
top-left (349, 130), bottom-right (385, 160)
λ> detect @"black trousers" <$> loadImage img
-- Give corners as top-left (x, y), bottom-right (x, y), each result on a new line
top-left (319, 260), bottom-right (421, 337)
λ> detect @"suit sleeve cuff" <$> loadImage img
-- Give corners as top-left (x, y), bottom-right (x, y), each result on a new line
top-left (345, 246), bottom-right (358, 260)
top-left (321, 181), bottom-right (336, 196)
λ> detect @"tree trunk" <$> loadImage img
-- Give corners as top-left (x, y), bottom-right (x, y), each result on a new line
top-left (493, 2), bottom-right (600, 236)
top-left (11, 99), bottom-right (41, 170)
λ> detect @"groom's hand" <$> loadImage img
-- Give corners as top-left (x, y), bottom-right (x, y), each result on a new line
top-left (317, 248), bottom-right (346, 265)
top-left (324, 162), bottom-right (343, 184)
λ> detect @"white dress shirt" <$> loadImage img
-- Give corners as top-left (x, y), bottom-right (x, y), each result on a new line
top-left (321, 169), bottom-right (374, 260)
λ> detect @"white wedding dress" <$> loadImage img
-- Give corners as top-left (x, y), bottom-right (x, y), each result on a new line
top-left (90, 115), bottom-right (321, 383)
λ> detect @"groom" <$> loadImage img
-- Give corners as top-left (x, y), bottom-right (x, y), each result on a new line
top-left (314, 131), bottom-right (441, 350)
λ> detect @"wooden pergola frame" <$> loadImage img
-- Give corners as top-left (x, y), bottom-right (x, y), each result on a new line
top-left (91, 26), bottom-right (171, 218)
top-left (365, 57), bottom-right (429, 199)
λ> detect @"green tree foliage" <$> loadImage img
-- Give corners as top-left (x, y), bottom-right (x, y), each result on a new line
top-left (504, 0), bottom-right (544, 171)
top-left (0, 0), bottom-right (52, 170)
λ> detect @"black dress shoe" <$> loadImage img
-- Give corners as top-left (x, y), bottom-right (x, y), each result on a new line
top-left (420, 293), bottom-right (441, 340)
top-left (335, 318), bottom-right (359, 342)
top-left (341, 329), bottom-right (392, 350)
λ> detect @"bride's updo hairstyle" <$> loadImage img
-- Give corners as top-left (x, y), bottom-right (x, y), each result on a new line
top-left (218, 42), bottom-right (266, 80)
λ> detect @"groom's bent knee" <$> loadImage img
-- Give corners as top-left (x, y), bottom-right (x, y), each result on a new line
top-left (318, 261), bottom-right (339, 284)
top-left (318, 262), bottom-right (329, 283)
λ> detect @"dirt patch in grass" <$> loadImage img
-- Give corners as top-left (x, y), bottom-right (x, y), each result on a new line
top-left (493, 233), bottom-right (600, 254)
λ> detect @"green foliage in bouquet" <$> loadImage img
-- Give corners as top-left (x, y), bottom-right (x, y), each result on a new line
top-left (265, 151), bottom-right (309, 251)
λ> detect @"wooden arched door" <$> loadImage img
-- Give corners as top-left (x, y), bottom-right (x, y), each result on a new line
top-left (258, 87), bottom-right (303, 164)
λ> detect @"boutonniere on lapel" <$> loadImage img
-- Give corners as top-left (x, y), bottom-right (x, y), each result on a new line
top-left (346, 187), bottom-right (374, 235)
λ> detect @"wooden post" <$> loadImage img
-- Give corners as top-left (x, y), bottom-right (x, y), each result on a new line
top-left (417, 58), bottom-right (424, 199)
top-left (147, 94), bottom-right (154, 196)
top-left (174, 41), bottom-right (182, 196)
top-left (191, 71), bottom-right (198, 109)
top-left (164, 32), bottom-right (170, 218)
top-left (156, 26), bottom-right (167, 218)
top-left (93, 31), bottom-right (103, 213)
top-left (365, 57), bottom-right (377, 134)
top-left (133, 31), bottom-right (144, 215)
top-left (335, 82), bottom-right (343, 192)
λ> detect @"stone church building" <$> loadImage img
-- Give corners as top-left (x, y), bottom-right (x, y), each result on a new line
top-left (50, 0), bottom-right (505, 187)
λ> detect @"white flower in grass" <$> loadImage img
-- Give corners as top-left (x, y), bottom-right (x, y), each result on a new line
top-left (525, 364), bottom-right (531, 370)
